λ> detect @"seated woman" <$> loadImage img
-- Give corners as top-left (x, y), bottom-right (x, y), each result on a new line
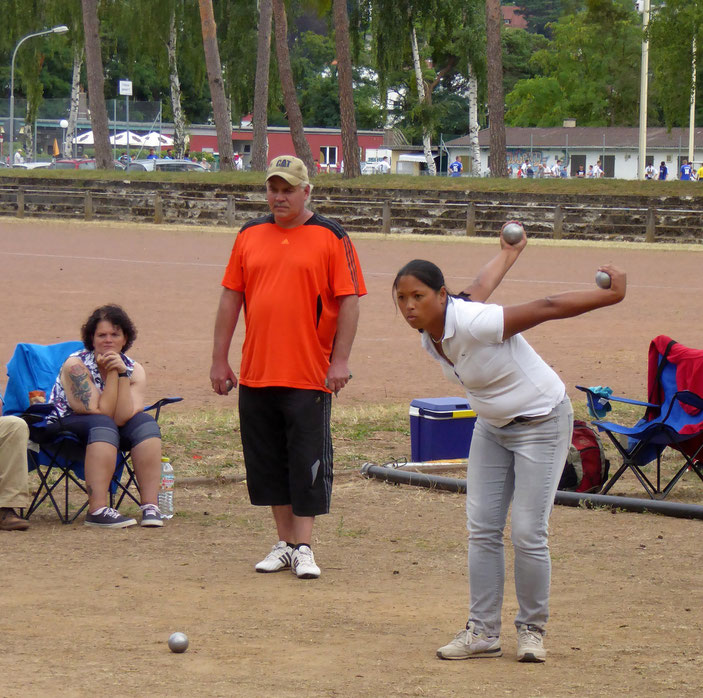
top-left (48, 304), bottom-right (163, 528)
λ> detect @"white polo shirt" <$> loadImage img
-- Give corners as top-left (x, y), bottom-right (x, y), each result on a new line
top-left (421, 297), bottom-right (565, 427)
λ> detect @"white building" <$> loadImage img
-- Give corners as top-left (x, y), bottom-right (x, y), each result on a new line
top-left (446, 126), bottom-right (703, 179)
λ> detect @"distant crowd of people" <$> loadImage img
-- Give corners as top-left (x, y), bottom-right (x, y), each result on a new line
top-left (511, 157), bottom-right (703, 181)
top-left (513, 158), bottom-right (603, 179)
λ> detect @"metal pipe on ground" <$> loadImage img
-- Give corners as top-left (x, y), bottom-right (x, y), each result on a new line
top-left (359, 463), bottom-right (703, 520)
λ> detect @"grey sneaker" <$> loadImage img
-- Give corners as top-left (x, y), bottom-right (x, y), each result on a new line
top-left (140, 504), bottom-right (164, 528)
top-left (291, 544), bottom-right (321, 579)
top-left (436, 622), bottom-right (502, 660)
top-left (84, 507), bottom-right (137, 528)
top-left (517, 624), bottom-right (546, 663)
top-left (255, 541), bottom-right (293, 573)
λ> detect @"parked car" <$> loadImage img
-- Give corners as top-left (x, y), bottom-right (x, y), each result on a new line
top-left (360, 161), bottom-right (380, 175)
top-left (49, 158), bottom-right (97, 170)
top-left (48, 158), bottom-right (126, 170)
top-left (12, 162), bottom-right (52, 169)
top-left (125, 158), bottom-right (206, 173)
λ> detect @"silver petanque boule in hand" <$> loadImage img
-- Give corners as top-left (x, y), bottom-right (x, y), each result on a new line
top-left (595, 270), bottom-right (612, 289)
top-left (502, 221), bottom-right (524, 245)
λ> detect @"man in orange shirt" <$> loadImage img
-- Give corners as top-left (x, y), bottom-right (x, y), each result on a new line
top-left (210, 155), bottom-right (366, 579)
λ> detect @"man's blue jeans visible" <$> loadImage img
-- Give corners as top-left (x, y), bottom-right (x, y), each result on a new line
top-left (466, 397), bottom-right (573, 638)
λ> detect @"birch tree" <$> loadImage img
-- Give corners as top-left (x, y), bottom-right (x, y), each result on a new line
top-left (65, 45), bottom-right (83, 158)
top-left (410, 25), bottom-right (437, 175)
top-left (166, 5), bottom-right (187, 158)
top-left (467, 63), bottom-right (481, 175)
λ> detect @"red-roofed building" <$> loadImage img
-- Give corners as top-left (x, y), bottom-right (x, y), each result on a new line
top-left (186, 124), bottom-right (386, 171)
top-left (501, 5), bottom-right (528, 30)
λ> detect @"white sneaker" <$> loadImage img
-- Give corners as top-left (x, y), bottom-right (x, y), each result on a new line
top-left (291, 544), bottom-right (321, 579)
top-left (517, 624), bottom-right (546, 663)
top-left (436, 622), bottom-right (502, 660)
top-left (255, 541), bottom-right (293, 573)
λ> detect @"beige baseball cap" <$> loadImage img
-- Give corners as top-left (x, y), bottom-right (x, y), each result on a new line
top-left (266, 155), bottom-right (309, 186)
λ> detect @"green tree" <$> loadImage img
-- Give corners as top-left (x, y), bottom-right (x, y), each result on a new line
top-left (514, 0), bottom-right (562, 36)
top-left (505, 0), bottom-right (642, 126)
top-left (648, 0), bottom-right (703, 128)
top-left (514, 1), bottom-right (587, 36)
top-left (360, 0), bottom-right (484, 154)
top-left (501, 26), bottom-right (549, 95)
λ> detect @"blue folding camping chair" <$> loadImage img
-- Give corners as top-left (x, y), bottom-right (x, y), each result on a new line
top-left (577, 335), bottom-right (703, 500)
top-left (2, 341), bottom-right (182, 523)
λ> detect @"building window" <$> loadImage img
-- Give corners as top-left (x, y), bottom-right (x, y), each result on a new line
top-left (320, 146), bottom-right (337, 167)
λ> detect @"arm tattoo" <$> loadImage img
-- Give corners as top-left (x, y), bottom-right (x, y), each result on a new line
top-left (67, 364), bottom-right (94, 410)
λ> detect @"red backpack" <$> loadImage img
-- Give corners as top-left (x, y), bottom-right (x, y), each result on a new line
top-left (558, 420), bottom-right (610, 493)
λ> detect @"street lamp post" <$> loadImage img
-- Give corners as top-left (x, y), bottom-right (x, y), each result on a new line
top-left (60, 118), bottom-right (69, 159)
top-left (637, 0), bottom-right (651, 181)
top-left (9, 25), bottom-right (69, 164)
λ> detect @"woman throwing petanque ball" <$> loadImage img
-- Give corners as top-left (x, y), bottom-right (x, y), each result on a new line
top-left (392, 226), bottom-right (625, 663)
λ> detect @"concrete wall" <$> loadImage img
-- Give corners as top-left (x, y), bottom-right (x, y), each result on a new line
top-left (1, 175), bottom-right (703, 243)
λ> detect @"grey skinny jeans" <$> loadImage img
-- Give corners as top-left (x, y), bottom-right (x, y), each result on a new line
top-left (466, 397), bottom-right (573, 638)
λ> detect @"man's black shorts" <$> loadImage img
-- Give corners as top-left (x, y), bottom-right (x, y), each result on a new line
top-left (238, 385), bottom-right (333, 517)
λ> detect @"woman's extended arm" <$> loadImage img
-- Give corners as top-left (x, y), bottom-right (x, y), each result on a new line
top-left (502, 264), bottom-right (626, 340)
top-left (460, 223), bottom-right (527, 302)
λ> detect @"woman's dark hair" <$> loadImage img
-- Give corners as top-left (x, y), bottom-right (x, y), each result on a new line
top-left (393, 259), bottom-right (446, 293)
top-left (81, 304), bottom-right (137, 352)
top-left (392, 259), bottom-right (470, 300)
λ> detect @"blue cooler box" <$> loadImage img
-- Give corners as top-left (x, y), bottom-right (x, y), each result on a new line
top-left (409, 397), bottom-right (477, 462)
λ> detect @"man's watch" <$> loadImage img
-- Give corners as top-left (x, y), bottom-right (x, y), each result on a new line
top-left (118, 371), bottom-right (129, 378)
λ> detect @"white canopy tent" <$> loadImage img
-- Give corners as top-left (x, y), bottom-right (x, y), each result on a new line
top-left (72, 130), bottom-right (147, 147)
top-left (140, 131), bottom-right (174, 147)
top-left (109, 131), bottom-right (145, 146)
top-left (73, 130), bottom-right (94, 145)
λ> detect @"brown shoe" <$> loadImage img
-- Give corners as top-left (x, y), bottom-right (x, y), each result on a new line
top-left (0, 507), bottom-right (30, 531)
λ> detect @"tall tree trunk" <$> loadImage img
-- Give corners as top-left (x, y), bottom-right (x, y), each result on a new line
top-left (485, 0), bottom-right (507, 177)
top-left (410, 26), bottom-right (436, 176)
top-left (167, 8), bottom-right (187, 159)
top-left (468, 62), bottom-right (481, 176)
top-left (252, 0), bottom-right (273, 171)
top-left (24, 103), bottom-right (35, 162)
top-left (272, 0), bottom-right (316, 175)
top-left (81, 0), bottom-right (113, 169)
top-left (66, 44), bottom-right (84, 159)
top-left (333, 0), bottom-right (360, 178)
top-left (198, 0), bottom-right (234, 171)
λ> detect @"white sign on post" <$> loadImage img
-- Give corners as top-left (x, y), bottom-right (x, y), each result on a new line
top-left (119, 80), bottom-right (133, 96)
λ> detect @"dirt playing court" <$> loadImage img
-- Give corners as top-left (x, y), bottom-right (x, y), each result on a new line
top-left (1, 218), bottom-right (703, 696)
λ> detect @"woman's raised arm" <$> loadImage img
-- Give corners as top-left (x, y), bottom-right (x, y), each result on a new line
top-left (461, 223), bottom-right (527, 303)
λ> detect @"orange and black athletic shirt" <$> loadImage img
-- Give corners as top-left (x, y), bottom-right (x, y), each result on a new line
top-left (221, 212), bottom-right (367, 391)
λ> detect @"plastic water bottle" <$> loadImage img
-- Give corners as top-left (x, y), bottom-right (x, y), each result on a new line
top-left (158, 456), bottom-right (174, 519)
